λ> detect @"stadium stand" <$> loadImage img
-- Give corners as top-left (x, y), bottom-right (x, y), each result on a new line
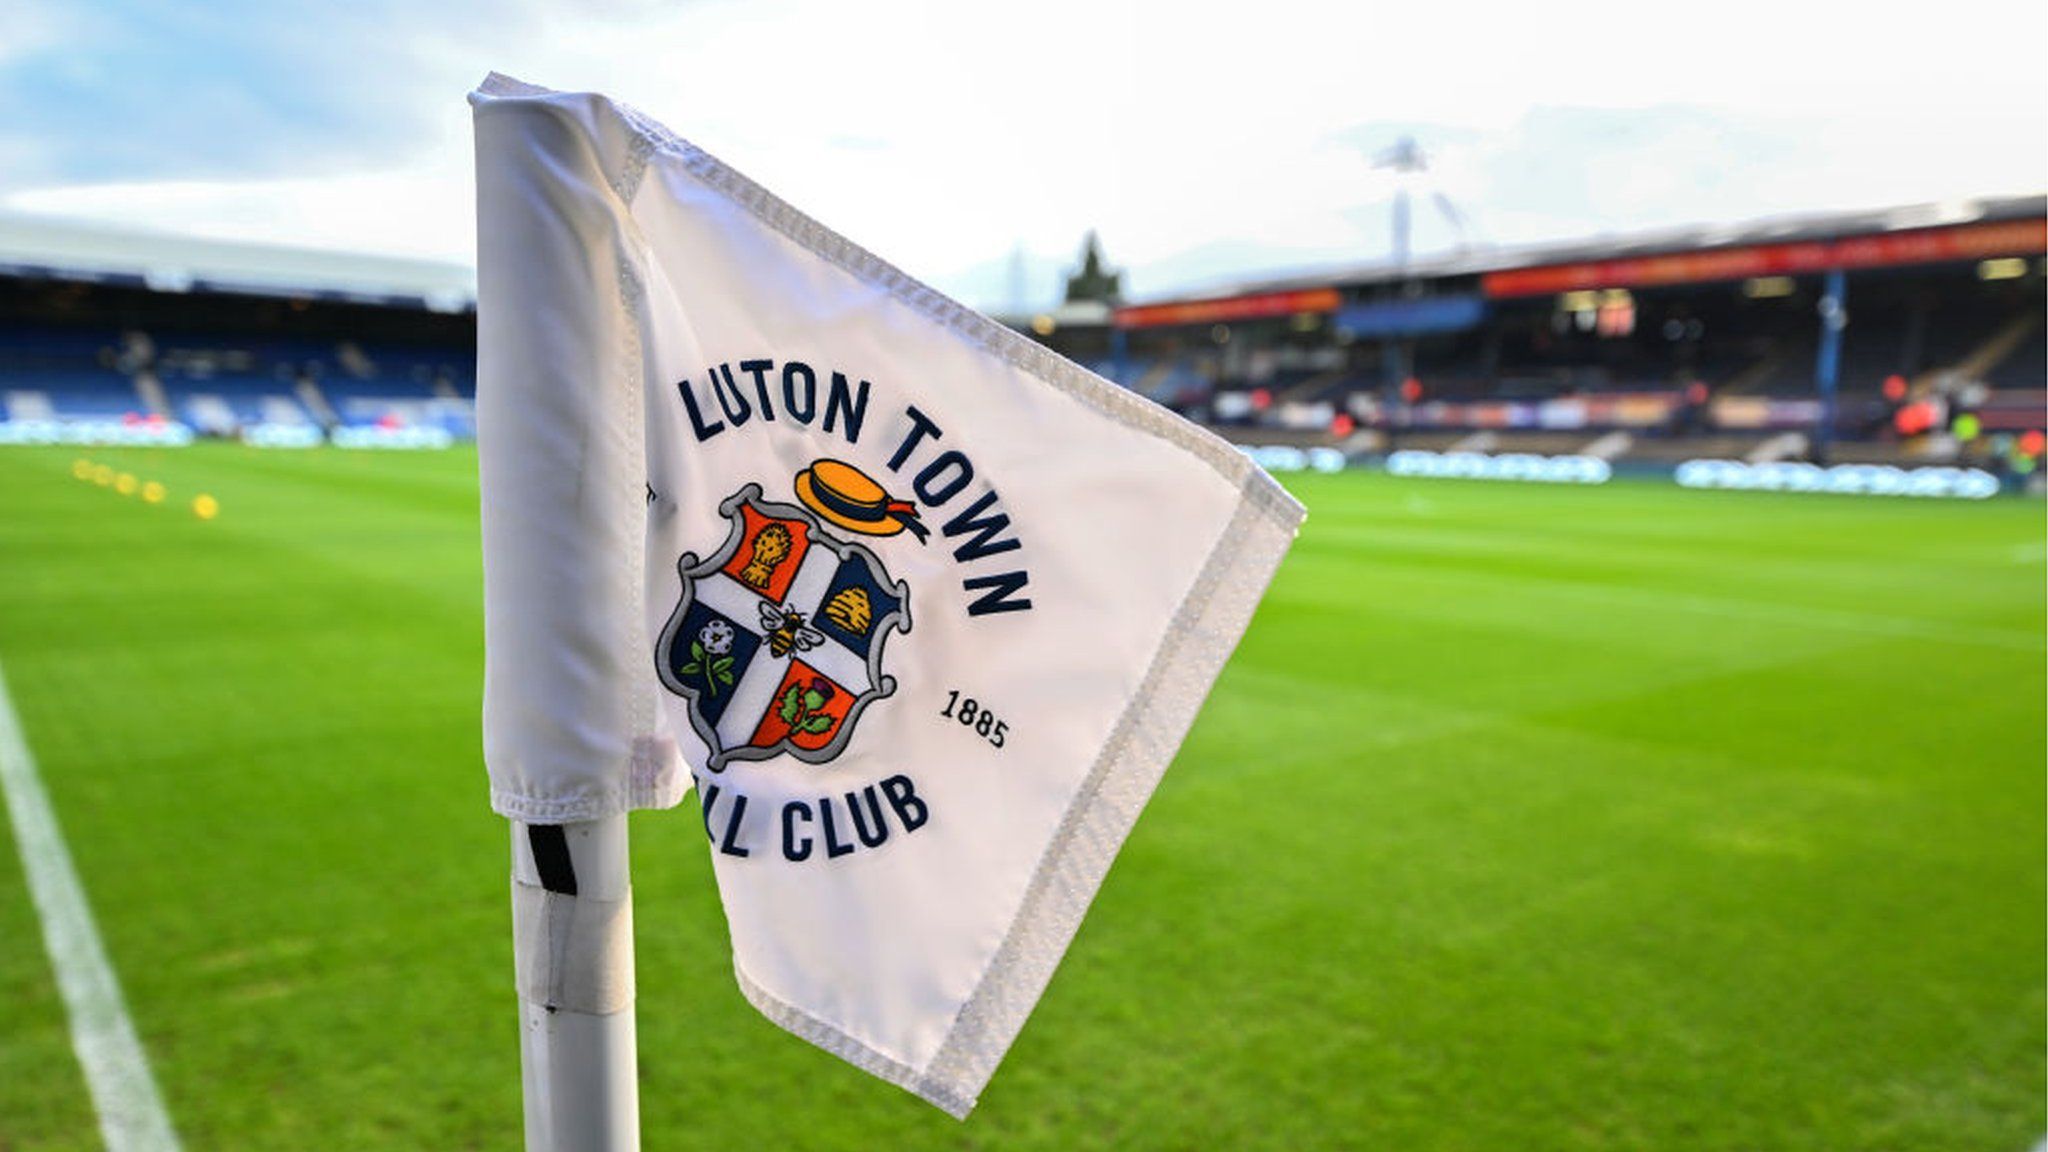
top-left (0, 197), bottom-right (2039, 482)
top-left (0, 211), bottom-right (475, 444)
top-left (1026, 196), bottom-right (2045, 477)
top-left (311, 340), bottom-right (477, 436)
top-left (0, 327), bottom-right (143, 419)
top-left (152, 336), bottom-right (311, 432)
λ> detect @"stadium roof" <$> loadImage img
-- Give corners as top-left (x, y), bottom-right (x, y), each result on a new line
top-left (0, 210), bottom-right (476, 312)
top-left (1124, 193), bottom-right (2048, 306)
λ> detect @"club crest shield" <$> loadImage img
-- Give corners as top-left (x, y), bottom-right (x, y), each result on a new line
top-left (658, 482), bottom-right (912, 771)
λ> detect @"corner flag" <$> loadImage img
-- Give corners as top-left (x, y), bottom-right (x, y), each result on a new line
top-left (471, 72), bottom-right (1302, 1134)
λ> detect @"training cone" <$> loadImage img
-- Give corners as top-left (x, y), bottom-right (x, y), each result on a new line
top-left (192, 494), bottom-right (219, 520)
top-left (142, 481), bottom-right (166, 504)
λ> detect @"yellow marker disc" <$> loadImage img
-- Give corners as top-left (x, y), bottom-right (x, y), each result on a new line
top-left (116, 473), bottom-right (138, 495)
top-left (192, 494), bottom-right (219, 520)
top-left (93, 464), bottom-right (115, 486)
top-left (142, 481), bottom-right (166, 504)
top-left (72, 459), bottom-right (93, 480)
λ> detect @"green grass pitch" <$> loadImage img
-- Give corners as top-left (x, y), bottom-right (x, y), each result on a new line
top-left (0, 444), bottom-right (2040, 1150)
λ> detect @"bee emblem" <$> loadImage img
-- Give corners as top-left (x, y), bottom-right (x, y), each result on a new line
top-left (759, 601), bottom-right (826, 658)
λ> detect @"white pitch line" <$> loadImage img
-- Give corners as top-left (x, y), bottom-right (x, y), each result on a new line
top-left (0, 657), bottom-right (180, 1151)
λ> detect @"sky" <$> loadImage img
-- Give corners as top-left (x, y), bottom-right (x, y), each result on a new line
top-left (1, 0), bottom-right (2044, 309)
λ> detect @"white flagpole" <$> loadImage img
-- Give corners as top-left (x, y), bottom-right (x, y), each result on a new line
top-left (510, 815), bottom-right (640, 1152)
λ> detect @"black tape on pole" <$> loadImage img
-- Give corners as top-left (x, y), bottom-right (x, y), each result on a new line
top-left (527, 824), bottom-right (578, 896)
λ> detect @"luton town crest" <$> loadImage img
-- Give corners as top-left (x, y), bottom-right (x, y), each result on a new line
top-left (658, 460), bottom-right (917, 771)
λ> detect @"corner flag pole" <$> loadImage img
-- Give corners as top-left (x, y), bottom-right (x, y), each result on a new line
top-left (510, 815), bottom-right (640, 1151)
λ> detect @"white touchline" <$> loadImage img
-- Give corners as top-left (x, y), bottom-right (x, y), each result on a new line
top-left (0, 657), bottom-right (181, 1151)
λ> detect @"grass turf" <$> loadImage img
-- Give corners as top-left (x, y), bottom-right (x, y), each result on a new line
top-left (0, 444), bottom-right (2040, 1150)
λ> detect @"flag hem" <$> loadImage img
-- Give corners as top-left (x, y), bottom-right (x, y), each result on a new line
top-left (734, 965), bottom-right (979, 1118)
top-left (488, 737), bottom-right (683, 825)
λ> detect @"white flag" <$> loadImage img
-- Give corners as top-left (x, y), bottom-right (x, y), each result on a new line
top-left (472, 74), bottom-right (1303, 1117)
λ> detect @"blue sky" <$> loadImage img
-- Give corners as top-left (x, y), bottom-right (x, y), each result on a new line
top-left (3, 0), bottom-right (2043, 307)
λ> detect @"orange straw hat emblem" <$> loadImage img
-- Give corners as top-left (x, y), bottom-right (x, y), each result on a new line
top-left (793, 458), bottom-right (929, 542)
